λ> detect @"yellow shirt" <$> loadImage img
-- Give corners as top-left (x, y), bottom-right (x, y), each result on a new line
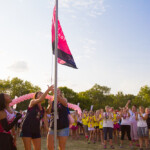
top-left (113, 113), bottom-right (118, 124)
top-left (99, 114), bottom-right (103, 129)
top-left (82, 114), bottom-right (88, 126)
top-left (87, 116), bottom-right (94, 128)
top-left (94, 116), bottom-right (99, 127)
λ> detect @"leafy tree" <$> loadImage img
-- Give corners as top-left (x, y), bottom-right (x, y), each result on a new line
top-left (0, 79), bottom-right (11, 93)
top-left (132, 85), bottom-right (150, 107)
top-left (138, 85), bottom-right (150, 101)
top-left (113, 92), bottom-right (135, 109)
top-left (77, 92), bottom-right (92, 110)
top-left (59, 86), bottom-right (92, 110)
top-left (0, 77), bottom-right (41, 111)
top-left (79, 84), bottom-right (111, 110)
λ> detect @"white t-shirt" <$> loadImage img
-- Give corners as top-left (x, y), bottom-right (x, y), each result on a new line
top-left (137, 113), bottom-right (147, 127)
top-left (129, 109), bottom-right (137, 123)
top-left (121, 113), bottom-right (131, 125)
top-left (103, 112), bottom-right (114, 128)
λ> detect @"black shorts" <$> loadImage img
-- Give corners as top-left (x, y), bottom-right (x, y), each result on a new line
top-left (0, 133), bottom-right (17, 150)
top-left (94, 126), bottom-right (99, 129)
top-left (20, 131), bottom-right (41, 139)
top-left (21, 124), bottom-right (41, 139)
top-left (77, 122), bottom-right (83, 127)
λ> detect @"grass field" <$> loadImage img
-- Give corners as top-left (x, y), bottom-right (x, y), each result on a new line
top-left (16, 135), bottom-right (144, 150)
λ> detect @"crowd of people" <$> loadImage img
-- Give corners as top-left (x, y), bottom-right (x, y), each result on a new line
top-left (70, 101), bottom-right (150, 150)
top-left (0, 86), bottom-right (150, 150)
top-left (0, 85), bottom-right (70, 150)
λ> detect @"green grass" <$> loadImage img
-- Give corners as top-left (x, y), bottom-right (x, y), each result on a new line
top-left (17, 136), bottom-right (142, 150)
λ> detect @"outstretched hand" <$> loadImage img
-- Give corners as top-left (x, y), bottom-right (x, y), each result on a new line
top-left (47, 85), bottom-right (54, 93)
top-left (48, 85), bottom-right (61, 96)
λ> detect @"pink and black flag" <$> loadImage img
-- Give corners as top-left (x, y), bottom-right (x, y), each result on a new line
top-left (52, 6), bottom-right (77, 69)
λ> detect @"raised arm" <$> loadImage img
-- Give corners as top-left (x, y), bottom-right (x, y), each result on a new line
top-left (58, 96), bottom-right (68, 107)
top-left (29, 85), bottom-right (54, 107)
top-left (57, 89), bottom-right (68, 107)
top-left (46, 100), bottom-right (52, 114)
top-left (125, 100), bottom-right (131, 108)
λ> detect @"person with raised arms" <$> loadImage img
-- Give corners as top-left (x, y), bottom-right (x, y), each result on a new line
top-left (125, 100), bottom-right (139, 145)
top-left (20, 85), bottom-right (54, 150)
top-left (47, 89), bottom-right (69, 150)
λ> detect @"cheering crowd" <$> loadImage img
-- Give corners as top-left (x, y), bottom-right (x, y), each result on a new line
top-left (0, 85), bottom-right (150, 150)
top-left (70, 101), bottom-right (150, 150)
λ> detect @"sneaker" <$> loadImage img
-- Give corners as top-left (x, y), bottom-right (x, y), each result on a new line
top-left (88, 140), bottom-right (90, 144)
top-left (110, 145), bottom-right (115, 149)
top-left (104, 145), bottom-right (107, 149)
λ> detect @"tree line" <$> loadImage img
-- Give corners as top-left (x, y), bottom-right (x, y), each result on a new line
top-left (0, 77), bottom-right (150, 111)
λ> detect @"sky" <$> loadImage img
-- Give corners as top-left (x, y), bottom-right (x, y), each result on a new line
top-left (0, 0), bottom-right (150, 95)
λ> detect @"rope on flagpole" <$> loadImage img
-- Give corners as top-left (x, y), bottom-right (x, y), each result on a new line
top-left (51, 54), bottom-right (54, 85)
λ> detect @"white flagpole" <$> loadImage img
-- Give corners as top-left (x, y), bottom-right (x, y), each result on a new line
top-left (54, 0), bottom-right (58, 149)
